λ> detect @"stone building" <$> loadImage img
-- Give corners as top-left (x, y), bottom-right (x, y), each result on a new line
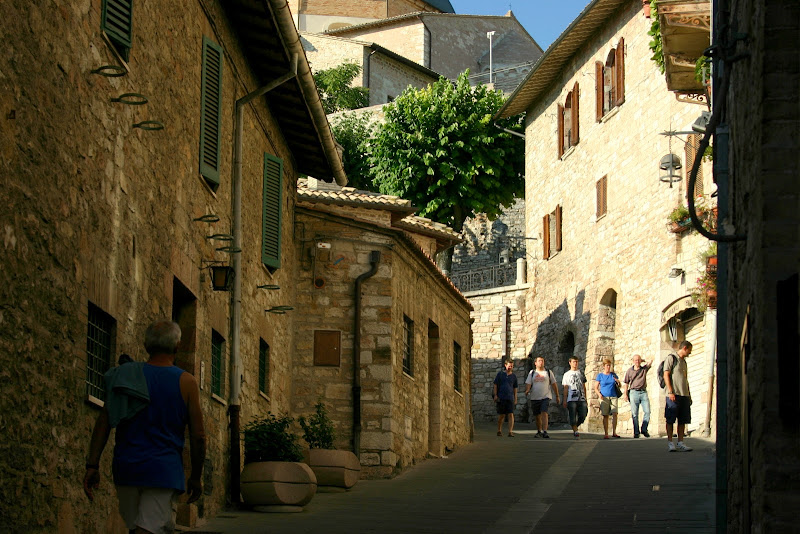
top-left (289, 0), bottom-right (455, 33)
top-left (703, 0), bottom-right (800, 530)
top-left (495, 0), bottom-right (717, 436)
top-left (292, 178), bottom-right (472, 476)
top-left (302, 33), bottom-right (441, 106)
top-left (323, 11), bottom-right (543, 94)
top-left (0, 0), bottom-right (345, 531)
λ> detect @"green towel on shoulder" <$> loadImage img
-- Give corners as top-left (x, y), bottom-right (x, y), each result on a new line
top-left (104, 361), bottom-right (150, 428)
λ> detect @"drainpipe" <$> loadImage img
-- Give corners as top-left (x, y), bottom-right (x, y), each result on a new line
top-left (353, 251), bottom-right (381, 454)
top-left (703, 310), bottom-right (717, 436)
top-left (229, 54), bottom-right (298, 504)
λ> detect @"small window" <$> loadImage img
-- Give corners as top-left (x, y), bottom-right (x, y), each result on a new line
top-left (258, 339), bottom-right (269, 396)
top-left (211, 330), bottom-right (225, 397)
top-left (453, 342), bottom-right (462, 392)
top-left (685, 134), bottom-right (704, 199)
top-left (596, 176), bottom-right (608, 218)
top-left (101, 0), bottom-right (133, 62)
top-left (262, 153), bottom-right (284, 271)
top-left (595, 38), bottom-right (625, 121)
top-left (542, 205), bottom-right (562, 260)
top-left (314, 330), bottom-right (341, 366)
top-left (86, 302), bottom-right (115, 401)
top-left (402, 315), bottom-right (414, 376)
top-left (199, 37), bottom-right (224, 190)
top-left (557, 83), bottom-right (579, 158)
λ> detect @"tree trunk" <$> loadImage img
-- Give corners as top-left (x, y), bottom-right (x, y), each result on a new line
top-left (436, 208), bottom-right (465, 277)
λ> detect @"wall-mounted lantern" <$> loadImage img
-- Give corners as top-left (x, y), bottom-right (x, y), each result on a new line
top-left (659, 153), bottom-right (683, 186)
top-left (209, 264), bottom-right (235, 291)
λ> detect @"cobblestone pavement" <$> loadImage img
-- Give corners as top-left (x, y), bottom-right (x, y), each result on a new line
top-left (189, 422), bottom-right (715, 533)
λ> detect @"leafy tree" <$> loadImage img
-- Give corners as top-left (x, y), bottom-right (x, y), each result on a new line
top-left (330, 112), bottom-right (376, 191)
top-left (313, 63), bottom-right (369, 114)
top-left (369, 72), bottom-right (525, 271)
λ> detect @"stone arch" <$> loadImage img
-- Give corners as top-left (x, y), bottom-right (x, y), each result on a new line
top-left (590, 288), bottom-right (618, 431)
top-left (556, 329), bottom-right (576, 380)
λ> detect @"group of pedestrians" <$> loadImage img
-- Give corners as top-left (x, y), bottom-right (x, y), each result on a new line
top-left (493, 340), bottom-right (694, 452)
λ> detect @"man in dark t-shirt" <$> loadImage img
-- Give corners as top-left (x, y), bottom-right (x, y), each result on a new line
top-left (493, 359), bottom-right (518, 437)
top-left (623, 354), bottom-right (652, 438)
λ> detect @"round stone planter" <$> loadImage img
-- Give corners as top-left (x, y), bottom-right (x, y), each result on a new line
top-left (303, 449), bottom-right (361, 491)
top-left (240, 461), bottom-right (317, 511)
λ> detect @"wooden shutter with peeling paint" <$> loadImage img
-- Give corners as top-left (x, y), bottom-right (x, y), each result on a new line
top-left (615, 37), bottom-right (625, 106)
top-left (557, 104), bottom-right (565, 158)
top-left (571, 82), bottom-right (580, 146)
top-left (262, 153), bottom-right (283, 269)
top-left (543, 214), bottom-right (550, 260)
top-left (595, 61), bottom-right (604, 121)
top-left (200, 37), bottom-right (223, 188)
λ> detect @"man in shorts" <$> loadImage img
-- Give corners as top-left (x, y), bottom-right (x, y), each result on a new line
top-left (664, 340), bottom-right (693, 452)
top-left (562, 356), bottom-right (588, 438)
top-left (493, 359), bottom-right (518, 437)
top-left (83, 320), bottom-right (206, 533)
top-left (525, 356), bottom-right (560, 438)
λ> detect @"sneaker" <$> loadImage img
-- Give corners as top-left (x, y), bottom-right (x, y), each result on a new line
top-left (542, 431), bottom-right (550, 439)
top-left (642, 430), bottom-right (650, 438)
top-left (634, 434), bottom-right (640, 438)
top-left (676, 441), bottom-right (693, 452)
top-left (612, 434), bottom-right (621, 439)
top-left (534, 431), bottom-right (543, 438)
top-left (668, 441), bottom-right (676, 452)
top-left (573, 431), bottom-right (580, 439)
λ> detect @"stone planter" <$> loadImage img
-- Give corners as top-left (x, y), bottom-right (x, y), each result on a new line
top-left (303, 449), bottom-right (361, 491)
top-left (240, 461), bottom-right (317, 512)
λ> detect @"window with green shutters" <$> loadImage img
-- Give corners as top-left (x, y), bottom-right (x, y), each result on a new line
top-left (200, 37), bottom-right (223, 190)
top-left (262, 154), bottom-right (283, 270)
top-left (211, 330), bottom-right (225, 397)
top-left (101, 0), bottom-right (133, 61)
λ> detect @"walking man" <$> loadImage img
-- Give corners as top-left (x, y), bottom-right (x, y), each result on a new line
top-left (664, 340), bottom-right (693, 452)
top-left (493, 359), bottom-right (518, 437)
top-left (562, 356), bottom-right (588, 439)
top-left (623, 354), bottom-right (652, 438)
top-left (83, 320), bottom-right (206, 533)
top-left (525, 356), bottom-right (560, 438)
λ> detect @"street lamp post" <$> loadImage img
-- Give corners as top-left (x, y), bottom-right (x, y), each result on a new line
top-left (487, 31), bottom-right (496, 85)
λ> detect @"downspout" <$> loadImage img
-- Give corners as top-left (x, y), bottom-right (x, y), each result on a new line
top-left (268, 0), bottom-right (348, 186)
top-left (353, 251), bottom-right (381, 454)
top-left (229, 54), bottom-right (298, 504)
top-left (703, 310), bottom-right (717, 436)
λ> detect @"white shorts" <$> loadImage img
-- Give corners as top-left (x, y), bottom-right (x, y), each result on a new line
top-left (116, 486), bottom-right (179, 534)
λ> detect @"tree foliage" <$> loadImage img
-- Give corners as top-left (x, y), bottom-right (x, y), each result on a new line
top-left (313, 63), bottom-right (369, 114)
top-left (330, 112), bottom-right (376, 191)
top-left (369, 72), bottom-right (525, 238)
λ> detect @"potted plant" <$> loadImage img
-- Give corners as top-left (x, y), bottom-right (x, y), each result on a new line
top-left (299, 400), bottom-right (361, 491)
top-left (240, 413), bottom-right (317, 511)
top-left (700, 242), bottom-right (718, 273)
top-left (667, 205), bottom-right (691, 233)
top-left (691, 269), bottom-right (717, 312)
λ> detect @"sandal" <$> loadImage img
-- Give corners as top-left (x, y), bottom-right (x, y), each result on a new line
top-left (508, 432), bottom-right (515, 437)
top-left (497, 431), bottom-right (502, 436)
top-left (613, 434), bottom-right (621, 438)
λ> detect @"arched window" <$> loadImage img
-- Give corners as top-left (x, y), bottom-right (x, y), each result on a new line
top-left (557, 82), bottom-right (580, 158)
top-left (595, 37), bottom-right (625, 121)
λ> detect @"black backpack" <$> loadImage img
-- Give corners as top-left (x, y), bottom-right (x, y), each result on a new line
top-left (657, 354), bottom-right (677, 388)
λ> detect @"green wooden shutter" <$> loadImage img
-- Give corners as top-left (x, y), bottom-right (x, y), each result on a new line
top-left (200, 37), bottom-right (223, 188)
top-left (262, 154), bottom-right (283, 269)
top-left (101, 0), bottom-right (133, 59)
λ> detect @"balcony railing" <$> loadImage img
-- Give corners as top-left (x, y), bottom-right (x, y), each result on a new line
top-left (451, 263), bottom-right (517, 293)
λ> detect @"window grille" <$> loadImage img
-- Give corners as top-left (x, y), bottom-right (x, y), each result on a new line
top-left (86, 303), bottom-right (114, 400)
top-left (402, 315), bottom-right (414, 376)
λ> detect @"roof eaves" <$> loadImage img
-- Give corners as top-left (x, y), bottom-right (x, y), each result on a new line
top-left (495, 0), bottom-right (629, 119)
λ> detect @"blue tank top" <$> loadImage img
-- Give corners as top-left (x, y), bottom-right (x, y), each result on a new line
top-left (112, 364), bottom-right (188, 491)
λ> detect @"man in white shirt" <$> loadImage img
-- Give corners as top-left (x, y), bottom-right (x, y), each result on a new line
top-left (525, 356), bottom-right (560, 438)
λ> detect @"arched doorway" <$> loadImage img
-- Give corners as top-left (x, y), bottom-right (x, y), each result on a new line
top-left (590, 289), bottom-right (617, 431)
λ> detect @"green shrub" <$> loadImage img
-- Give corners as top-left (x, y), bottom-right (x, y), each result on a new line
top-left (243, 413), bottom-right (304, 463)
top-left (299, 400), bottom-right (336, 449)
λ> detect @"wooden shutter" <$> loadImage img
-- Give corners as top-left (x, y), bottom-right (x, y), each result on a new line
top-left (686, 134), bottom-right (704, 199)
top-left (262, 154), bottom-right (283, 269)
top-left (596, 176), bottom-right (607, 217)
top-left (101, 0), bottom-right (133, 57)
top-left (200, 37), bottom-right (223, 188)
top-left (615, 37), bottom-right (625, 106)
top-left (557, 104), bottom-right (565, 158)
top-left (571, 82), bottom-right (580, 145)
top-left (555, 205), bottom-right (563, 251)
top-left (542, 214), bottom-right (550, 259)
top-left (595, 61), bottom-right (604, 121)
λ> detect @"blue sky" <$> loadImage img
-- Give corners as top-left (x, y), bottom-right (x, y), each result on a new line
top-left (449, 0), bottom-right (591, 50)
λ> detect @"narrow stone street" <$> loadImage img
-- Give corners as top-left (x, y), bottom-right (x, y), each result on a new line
top-left (191, 422), bottom-right (715, 533)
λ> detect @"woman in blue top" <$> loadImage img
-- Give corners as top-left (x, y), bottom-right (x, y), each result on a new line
top-left (594, 359), bottom-right (622, 439)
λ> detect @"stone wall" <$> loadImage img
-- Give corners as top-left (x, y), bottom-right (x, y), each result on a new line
top-left (519, 1), bottom-right (716, 437)
top-left (723, 0), bottom-right (800, 531)
top-left (0, 1), bottom-right (305, 531)
top-left (467, 284), bottom-right (529, 421)
top-left (452, 198), bottom-right (526, 274)
top-left (292, 208), bottom-right (472, 478)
